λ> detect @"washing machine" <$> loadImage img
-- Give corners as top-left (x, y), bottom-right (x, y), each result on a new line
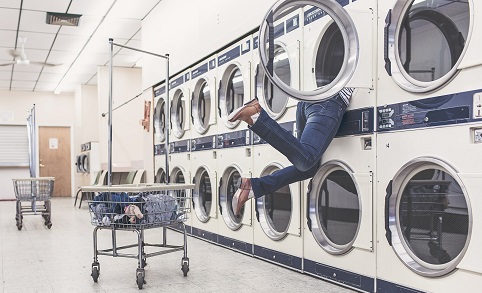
top-left (189, 55), bottom-right (220, 242)
top-left (216, 34), bottom-right (253, 136)
top-left (81, 141), bottom-right (100, 185)
top-left (153, 83), bottom-right (167, 183)
top-left (168, 70), bottom-right (192, 231)
top-left (216, 128), bottom-right (253, 254)
top-left (376, 0), bottom-right (482, 291)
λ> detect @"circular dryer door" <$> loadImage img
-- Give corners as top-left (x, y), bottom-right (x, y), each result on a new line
top-left (259, 0), bottom-right (359, 102)
top-left (386, 157), bottom-right (471, 277)
top-left (219, 166), bottom-right (244, 230)
top-left (76, 155), bottom-right (83, 173)
top-left (155, 168), bottom-right (166, 183)
top-left (386, 0), bottom-right (470, 92)
top-left (256, 44), bottom-right (292, 120)
top-left (256, 164), bottom-right (293, 240)
top-left (153, 98), bottom-right (166, 143)
top-left (193, 167), bottom-right (214, 223)
top-left (171, 89), bottom-right (187, 138)
top-left (218, 64), bottom-right (245, 129)
top-left (192, 78), bottom-right (213, 134)
top-left (82, 154), bottom-right (90, 173)
top-left (170, 167), bottom-right (189, 210)
top-left (308, 161), bottom-right (361, 254)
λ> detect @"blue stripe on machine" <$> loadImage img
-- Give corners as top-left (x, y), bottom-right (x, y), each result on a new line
top-left (154, 86), bottom-right (165, 97)
top-left (253, 245), bottom-right (302, 270)
top-left (209, 58), bottom-right (216, 70)
top-left (274, 22), bottom-right (285, 39)
top-left (304, 0), bottom-right (349, 25)
top-left (376, 279), bottom-right (425, 293)
top-left (217, 235), bottom-right (253, 254)
top-left (218, 46), bottom-right (241, 66)
top-left (169, 75), bottom-right (184, 89)
top-left (241, 39), bottom-right (251, 55)
top-left (286, 15), bottom-right (300, 33)
top-left (191, 63), bottom-right (208, 79)
top-left (253, 36), bottom-right (259, 50)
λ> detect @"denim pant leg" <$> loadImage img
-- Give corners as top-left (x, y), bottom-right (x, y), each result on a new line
top-left (249, 95), bottom-right (346, 198)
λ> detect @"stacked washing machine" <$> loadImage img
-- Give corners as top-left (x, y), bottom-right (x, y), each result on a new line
top-left (168, 69), bottom-right (192, 230)
top-left (190, 54), bottom-right (220, 242)
top-left (153, 83), bottom-right (167, 183)
top-left (290, 0), bottom-right (379, 291)
top-left (250, 7), bottom-right (304, 270)
top-left (376, 0), bottom-right (482, 292)
top-left (215, 35), bottom-right (254, 254)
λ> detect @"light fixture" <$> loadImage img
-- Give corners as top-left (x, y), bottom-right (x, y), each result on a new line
top-left (46, 12), bottom-right (82, 26)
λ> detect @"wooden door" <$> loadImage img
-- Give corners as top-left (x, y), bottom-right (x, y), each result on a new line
top-left (39, 126), bottom-right (71, 197)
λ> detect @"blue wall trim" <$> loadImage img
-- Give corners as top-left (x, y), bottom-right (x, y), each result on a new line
top-left (376, 279), bottom-right (425, 293)
top-left (217, 235), bottom-right (253, 254)
top-left (253, 245), bottom-right (302, 270)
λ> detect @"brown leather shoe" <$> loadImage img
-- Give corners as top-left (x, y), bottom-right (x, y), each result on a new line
top-left (227, 99), bottom-right (261, 125)
top-left (232, 178), bottom-right (254, 216)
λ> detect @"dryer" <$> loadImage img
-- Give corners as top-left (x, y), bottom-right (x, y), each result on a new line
top-left (377, 1), bottom-right (482, 291)
top-left (153, 83), bottom-right (167, 183)
top-left (190, 55), bottom-right (220, 242)
top-left (216, 35), bottom-right (253, 136)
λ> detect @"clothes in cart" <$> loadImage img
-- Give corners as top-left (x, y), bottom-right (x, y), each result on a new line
top-left (89, 192), bottom-right (141, 226)
top-left (142, 193), bottom-right (178, 224)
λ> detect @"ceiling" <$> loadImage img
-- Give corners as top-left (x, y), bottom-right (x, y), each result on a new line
top-left (0, 0), bottom-right (162, 94)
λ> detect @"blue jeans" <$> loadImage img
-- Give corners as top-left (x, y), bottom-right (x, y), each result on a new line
top-left (249, 94), bottom-right (347, 198)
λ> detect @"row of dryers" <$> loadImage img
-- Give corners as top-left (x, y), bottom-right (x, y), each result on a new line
top-left (150, 0), bottom-right (482, 292)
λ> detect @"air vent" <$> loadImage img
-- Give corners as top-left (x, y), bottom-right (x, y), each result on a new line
top-left (46, 12), bottom-right (82, 26)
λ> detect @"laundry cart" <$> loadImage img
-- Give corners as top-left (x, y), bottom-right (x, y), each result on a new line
top-left (85, 183), bottom-right (194, 289)
top-left (12, 177), bottom-right (55, 230)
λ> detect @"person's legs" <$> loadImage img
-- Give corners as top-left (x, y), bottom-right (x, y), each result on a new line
top-left (250, 94), bottom-right (347, 172)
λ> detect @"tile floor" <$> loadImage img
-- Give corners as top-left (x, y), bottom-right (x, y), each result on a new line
top-left (0, 198), bottom-right (355, 293)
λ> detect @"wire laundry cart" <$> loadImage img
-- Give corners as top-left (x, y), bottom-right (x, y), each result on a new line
top-left (84, 183), bottom-right (194, 289)
top-left (12, 177), bottom-right (55, 230)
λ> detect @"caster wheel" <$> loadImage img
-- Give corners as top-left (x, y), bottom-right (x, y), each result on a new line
top-left (17, 224), bottom-right (22, 231)
top-left (46, 222), bottom-right (52, 229)
top-left (92, 267), bottom-right (99, 282)
top-left (136, 270), bottom-right (146, 289)
top-left (181, 257), bottom-right (189, 277)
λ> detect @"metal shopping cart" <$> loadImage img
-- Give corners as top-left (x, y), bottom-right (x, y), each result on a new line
top-left (84, 183), bottom-right (194, 289)
top-left (12, 177), bottom-right (55, 230)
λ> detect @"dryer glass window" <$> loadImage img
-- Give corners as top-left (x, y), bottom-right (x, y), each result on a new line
top-left (263, 45), bottom-right (290, 115)
top-left (153, 99), bottom-right (166, 142)
top-left (226, 68), bottom-right (244, 115)
top-left (317, 170), bottom-right (359, 246)
top-left (261, 166), bottom-right (291, 235)
top-left (227, 170), bottom-right (243, 224)
top-left (398, 0), bottom-right (469, 82)
top-left (171, 90), bottom-right (186, 138)
top-left (171, 169), bottom-right (187, 208)
top-left (193, 79), bottom-right (211, 133)
top-left (398, 168), bottom-right (469, 265)
top-left (197, 169), bottom-right (212, 219)
top-left (315, 22), bottom-right (344, 87)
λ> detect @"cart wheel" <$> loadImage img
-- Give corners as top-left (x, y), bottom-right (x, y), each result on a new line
top-left (91, 267), bottom-right (99, 282)
top-left (46, 222), bottom-right (52, 229)
top-left (181, 257), bottom-right (189, 277)
top-left (17, 224), bottom-right (22, 231)
top-left (136, 269), bottom-right (146, 289)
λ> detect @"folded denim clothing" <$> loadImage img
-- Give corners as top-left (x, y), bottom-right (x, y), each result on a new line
top-left (142, 193), bottom-right (178, 224)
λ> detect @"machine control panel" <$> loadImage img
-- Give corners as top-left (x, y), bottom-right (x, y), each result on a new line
top-left (191, 135), bottom-right (216, 151)
top-left (154, 144), bottom-right (166, 156)
top-left (377, 89), bottom-right (482, 132)
top-left (336, 107), bottom-right (375, 137)
top-left (252, 121), bottom-right (295, 145)
top-left (217, 130), bottom-right (250, 149)
top-left (169, 139), bottom-right (190, 153)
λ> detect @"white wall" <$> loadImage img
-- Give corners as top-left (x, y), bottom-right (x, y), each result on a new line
top-left (97, 66), bottom-right (146, 171)
top-left (141, 0), bottom-right (277, 89)
top-left (0, 90), bottom-right (75, 200)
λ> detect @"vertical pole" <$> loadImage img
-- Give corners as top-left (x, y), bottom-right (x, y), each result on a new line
top-left (165, 54), bottom-right (170, 185)
top-left (108, 38), bottom-right (114, 187)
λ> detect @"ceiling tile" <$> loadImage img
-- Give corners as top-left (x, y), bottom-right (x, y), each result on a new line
top-left (22, 0), bottom-right (70, 13)
top-left (75, 53), bottom-right (109, 65)
top-left (68, 0), bottom-right (115, 17)
top-left (51, 34), bottom-right (90, 51)
top-left (46, 50), bottom-right (77, 65)
top-left (0, 62), bottom-right (14, 70)
top-left (38, 72), bottom-right (63, 83)
top-left (0, 8), bottom-right (20, 30)
top-left (0, 30), bottom-right (18, 48)
top-left (34, 81), bottom-right (57, 91)
top-left (0, 1), bottom-right (20, 9)
top-left (11, 80), bottom-right (36, 89)
top-left (112, 54), bottom-right (141, 67)
top-left (42, 64), bottom-right (69, 74)
top-left (19, 10), bottom-right (60, 34)
top-left (22, 49), bottom-right (50, 63)
top-left (12, 71), bottom-right (39, 81)
top-left (95, 18), bottom-right (141, 39)
top-left (12, 64), bottom-right (42, 73)
top-left (0, 49), bottom-right (14, 60)
top-left (0, 80), bottom-right (11, 89)
top-left (0, 71), bottom-right (12, 80)
top-left (69, 63), bottom-right (98, 74)
top-left (17, 31), bottom-right (56, 50)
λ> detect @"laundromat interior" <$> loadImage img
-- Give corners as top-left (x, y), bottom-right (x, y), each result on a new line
top-left (1, 0), bottom-right (481, 292)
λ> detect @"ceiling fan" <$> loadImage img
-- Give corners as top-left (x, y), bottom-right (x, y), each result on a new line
top-left (0, 37), bottom-right (62, 67)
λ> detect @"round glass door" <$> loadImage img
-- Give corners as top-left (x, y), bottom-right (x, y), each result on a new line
top-left (82, 155), bottom-right (90, 173)
top-left (153, 98), bottom-right (166, 142)
top-left (171, 89), bottom-right (186, 138)
top-left (387, 0), bottom-right (470, 92)
top-left (76, 156), bottom-right (83, 173)
top-left (170, 167), bottom-right (187, 209)
top-left (193, 167), bottom-right (213, 223)
top-left (192, 78), bottom-right (212, 134)
top-left (309, 162), bottom-right (361, 254)
top-left (219, 166), bottom-right (243, 230)
top-left (218, 65), bottom-right (245, 128)
top-left (387, 158), bottom-right (471, 277)
top-left (256, 165), bottom-right (292, 240)
top-left (256, 44), bottom-right (291, 119)
top-left (259, 0), bottom-right (358, 102)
